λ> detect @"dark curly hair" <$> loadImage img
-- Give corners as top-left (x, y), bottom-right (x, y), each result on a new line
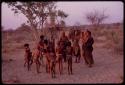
top-left (44, 39), bottom-right (48, 45)
top-left (67, 41), bottom-right (71, 46)
top-left (40, 35), bottom-right (44, 40)
top-left (87, 30), bottom-right (91, 36)
top-left (24, 43), bottom-right (29, 47)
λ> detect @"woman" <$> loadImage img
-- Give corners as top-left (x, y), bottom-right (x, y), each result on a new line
top-left (82, 30), bottom-right (94, 67)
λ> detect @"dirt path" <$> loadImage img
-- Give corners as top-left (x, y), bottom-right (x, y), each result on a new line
top-left (2, 47), bottom-right (123, 84)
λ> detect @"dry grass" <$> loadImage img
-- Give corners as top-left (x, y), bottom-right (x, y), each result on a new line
top-left (89, 25), bottom-right (123, 55)
top-left (2, 24), bottom-right (123, 55)
top-left (2, 23), bottom-right (123, 84)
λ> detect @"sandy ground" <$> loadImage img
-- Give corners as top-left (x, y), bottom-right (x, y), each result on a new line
top-left (2, 45), bottom-right (123, 84)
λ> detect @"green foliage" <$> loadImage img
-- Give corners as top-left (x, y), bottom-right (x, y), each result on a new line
top-left (7, 2), bottom-right (68, 41)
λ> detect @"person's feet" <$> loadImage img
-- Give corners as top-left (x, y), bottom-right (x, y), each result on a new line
top-left (71, 72), bottom-right (73, 75)
top-left (37, 71), bottom-right (41, 74)
top-left (78, 59), bottom-right (80, 63)
top-left (52, 75), bottom-right (56, 78)
top-left (24, 63), bottom-right (26, 67)
top-left (68, 72), bottom-right (73, 75)
top-left (59, 71), bottom-right (63, 75)
top-left (88, 64), bottom-right (92, 68)
top-left (84, 62), bottom-right (89, 65)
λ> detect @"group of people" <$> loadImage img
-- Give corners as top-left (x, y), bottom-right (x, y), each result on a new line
top-left (23, 29), bottom-right (94, 78)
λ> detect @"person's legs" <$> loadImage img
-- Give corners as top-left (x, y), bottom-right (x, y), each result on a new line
top-left (46, 63), bottom-right (48, 73)
top-left (63, 53), bottom-right (67, 62)
top-left (68, 64), bottom-right (70, 74)
top-left (30, 58), bottom-right (33, 66)
top-left (70, 58), bottom-right (73, 74)
top-left (36, 60), bottom-right (41, 73)
top-left (75, 55), bottom-right (77, 63)
top-left (59, 59), bottom-right (63, 74)
top-left (27, 59), bottom-right (30, 71)
top-left (89, 52), bottom-right (94, 67)
top-left (84, 51), bottom-right (89, 65)
top-left (84, 56), bottom-right (89, 65)
top-left (24, 60), bottom-right (27, 67)
top-left (77, 54), bottom-right (80, 63)
top-left (53, 62), bottom-right (56, 78)
top-left (91, 52), bottom-right (94, 65)
top-left (60, 58), bottom-right (63, 74)
top-left (86, 51), bottom-right (92, 67)
top-left (40, 52), bottom-right (44, 65)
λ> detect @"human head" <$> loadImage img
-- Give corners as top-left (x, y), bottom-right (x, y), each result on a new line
top-left (40, 35), bottom-right (44, 40)
top-left (24, 43), bottom-right (29, 48)
top-left (84, 29), bottom-right (89, 37)
top-left (87, 30), bottom-right (91, 36)
top-left (67, 41), bottom-right (71, 47)
top-left (44, 39), bottom-right (48, 46)
top-left (58, 40), bottom-right (63, 46)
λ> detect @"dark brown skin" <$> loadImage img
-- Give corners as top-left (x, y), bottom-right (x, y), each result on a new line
top-left (66, 46), bottom-right (73, 75)
top-left (24, 47), bottom-right (33, 71)
top-left (56, 41), bottom-right (64, 75)
top-left (73, 42), bottom-right (81, 63)
top-left (82, 30), bottom-right (94, 67)
top-left (37, 40), bottom-right (44, 65)
top-left (44, 42), bottom-right (56, 78)
top-left (49, 52), bottom-right (56, 78)
top-left (32, 49), bottom-right (41, 73)
top-left (81, 31), bottom-right (88, 63)
top-left (46, 53), bottom-right (56, 78)
top-left (60, 32), bottom-right (69, 62)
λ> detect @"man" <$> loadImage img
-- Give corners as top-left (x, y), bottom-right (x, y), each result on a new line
top-left (32, 46), bottom-right (41, 73)
top-left (56, 40), bottom-right (64, 74)
top-left (59, 31), bottom-right (69, 62)
top-left (43, 40), bottom-right (56, 78)
top-left (37, 35), bottom-right (45, 65)
top-left (66, 41), bottom-right (73, 75)
top-left (73, 30), bottom-right (81, 63)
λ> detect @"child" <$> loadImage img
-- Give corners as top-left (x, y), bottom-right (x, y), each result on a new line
top-left (56, 40), bottom-right (64, 75)
top-left (24, 43), bottom-right (33, 71)
top-left (37, 35), bottom-right (45, 65)
top-left (66, 41), bottom-right (73, 75)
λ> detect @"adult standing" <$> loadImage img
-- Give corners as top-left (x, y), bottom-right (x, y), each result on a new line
top-left (37, 35), bottom-right (45, 65)
top-left (82, 30), bottom-right (94, 67)
top-left (59, 31), bottom-right (69, 62)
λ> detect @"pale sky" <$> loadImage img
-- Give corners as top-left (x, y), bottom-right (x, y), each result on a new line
top-left (1, 1), bottom-right (123, 30)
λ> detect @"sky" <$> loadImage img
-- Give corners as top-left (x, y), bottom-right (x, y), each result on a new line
top-left (1, 1), bottom-right (123, 30)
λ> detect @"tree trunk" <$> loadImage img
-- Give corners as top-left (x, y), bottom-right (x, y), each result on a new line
top-left (31, 26), bottom-right (39, 43)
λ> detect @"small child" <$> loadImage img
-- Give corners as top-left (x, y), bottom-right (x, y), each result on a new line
top-left (24, 43), bottom-right (33, 71)
top-left (66, 41), bottom-right (73, 75)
